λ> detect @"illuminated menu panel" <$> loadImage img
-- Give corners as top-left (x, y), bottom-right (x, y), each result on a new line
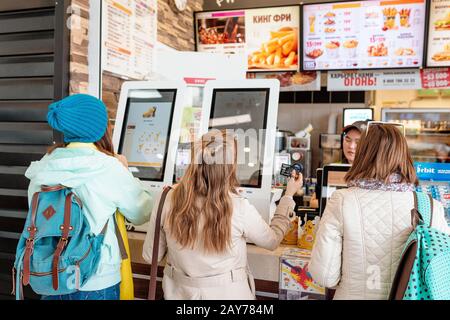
top-left (427, 0), bottom-right (450, 67)
top-left (195, 6), bottom-right (300, 72)
top-left (302, 0), bottom-right (426, 71)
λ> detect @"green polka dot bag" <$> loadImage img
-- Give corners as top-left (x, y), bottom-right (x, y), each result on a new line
top-left (390, 192), bottom-right (450, 300)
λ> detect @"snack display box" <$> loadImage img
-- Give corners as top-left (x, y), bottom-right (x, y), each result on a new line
top-left (279, 248), bottom-right (326, 300)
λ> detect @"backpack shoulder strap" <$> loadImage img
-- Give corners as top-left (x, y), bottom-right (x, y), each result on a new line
top-left (148, 186), bottom-right (172, 300)
top-left (414, 191), bottom-right (433, 228)
top-left (97, 213), bottom-right (128, 260)
top-left (113, 213), bottom-right (128, 260)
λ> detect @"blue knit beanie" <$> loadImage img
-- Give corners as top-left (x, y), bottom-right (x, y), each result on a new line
top-left (47, 94), bottom-right (108, 143)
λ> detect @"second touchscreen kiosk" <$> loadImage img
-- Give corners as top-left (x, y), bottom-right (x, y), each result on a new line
top-left (200, 79), bottom-right (280, 222)
top-left (112, 81), bottom-right (185, 230)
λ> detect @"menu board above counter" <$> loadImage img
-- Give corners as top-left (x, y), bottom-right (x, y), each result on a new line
top-left (102, 0), bottom-right (157, 79)
top-left (195, 5), bottom-right (300, 72)
top-left (426, 0), bottom-right (450, 67)
top-left (301, 0), bottom-right (426, 71)
top-left (195, 10), bottom-right (246, 55)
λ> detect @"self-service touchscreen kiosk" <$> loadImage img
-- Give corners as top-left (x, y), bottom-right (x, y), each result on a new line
top-left (173, 85), bottom-right (204, 183)
top-left (112, 81), bottom-right (186, 231)
top-left (200, 79), bottom-right (280, 222)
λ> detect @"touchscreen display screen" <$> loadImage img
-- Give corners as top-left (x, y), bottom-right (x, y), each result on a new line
top-left (209, 89), bottom-right (270, 188)
top-left (119, 89), bottom-right (176, 181)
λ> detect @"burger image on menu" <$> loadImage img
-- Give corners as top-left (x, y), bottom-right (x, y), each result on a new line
top-left (434, 12), bottom-right (450, 30)
top-left (432, 43), bottom-right (450, 61)
top-left (395, 48), bottom-right (415, 56)
top-left (326, 41), bottom-right (340, 59)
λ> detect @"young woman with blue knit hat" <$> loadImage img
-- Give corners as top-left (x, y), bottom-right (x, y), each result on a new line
top-left (25, 94), bottom-right (153, 300)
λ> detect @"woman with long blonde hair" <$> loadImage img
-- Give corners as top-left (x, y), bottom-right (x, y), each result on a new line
top-left (143, 130), bottom-right (302, 299)
top-left (309, 124), bottom-right (450, 299)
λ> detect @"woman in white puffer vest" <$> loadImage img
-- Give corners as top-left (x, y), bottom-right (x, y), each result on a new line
top-left (309, 123), bottom-right (450, 300)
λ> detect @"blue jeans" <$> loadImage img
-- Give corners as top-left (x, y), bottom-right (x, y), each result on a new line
top-left (41, 283), bottom-right (120, 300)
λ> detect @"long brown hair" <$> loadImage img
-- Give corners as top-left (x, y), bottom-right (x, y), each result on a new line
top-left (345, 124), bottom-right (418, 185)
top-left (48, 121), bottom-right (115, 156)
top-left (167, 130), bottom-right (240, 254)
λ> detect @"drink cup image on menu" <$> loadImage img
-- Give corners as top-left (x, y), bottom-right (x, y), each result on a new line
top-left (343, 40), bottom-right (358, 58)
top-left (308, 14), bottom-right (316, 33)
top-left (326, 41), bottom-right (340, 59)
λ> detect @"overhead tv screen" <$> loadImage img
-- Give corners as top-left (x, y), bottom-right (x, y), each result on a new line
top-left (195, 5), bottom-right (300, 72)
top-left (301, 0), bottom-right (427, 71)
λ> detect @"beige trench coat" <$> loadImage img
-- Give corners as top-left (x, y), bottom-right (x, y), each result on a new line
top-left (142, 191), bottom-right (295, 300)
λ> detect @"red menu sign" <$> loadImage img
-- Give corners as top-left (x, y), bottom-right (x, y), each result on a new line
top-left (421, 68), bottom-right (450, 88)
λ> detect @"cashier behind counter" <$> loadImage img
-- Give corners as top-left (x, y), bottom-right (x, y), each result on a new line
top-left (307, 121), bottom-right (367, 212)
top-left (341, 121), bottom-right (367, 165)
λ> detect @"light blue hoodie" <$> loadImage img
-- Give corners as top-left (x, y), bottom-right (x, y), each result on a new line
top-left (25, 145), bottom-right (153, 291)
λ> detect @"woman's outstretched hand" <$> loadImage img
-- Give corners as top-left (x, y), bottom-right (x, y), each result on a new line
top-left (285, 170), bottom-right (303, 197)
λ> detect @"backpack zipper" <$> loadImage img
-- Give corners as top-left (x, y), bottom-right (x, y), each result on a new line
top-left (29, 244), bottom-right (92, 277)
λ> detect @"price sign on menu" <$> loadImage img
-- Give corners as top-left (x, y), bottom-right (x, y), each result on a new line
top-left (426, 0), bottom-right (450, 67)
top-left (195, 5), bottom-right (300, 72)
top-left (328, 69), bottom-right (421, 91)
top-left (421, 68), bottom-right (450, 88)
top-left (302, 0), bottom-right (426, 71)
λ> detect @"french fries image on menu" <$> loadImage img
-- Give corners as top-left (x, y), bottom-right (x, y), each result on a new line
top-left (399, 9), bottom-right (411, 27)
top-left (248, 27), bottom-right (298, 69)
top-left (382, 7), bottom-right (398, 30)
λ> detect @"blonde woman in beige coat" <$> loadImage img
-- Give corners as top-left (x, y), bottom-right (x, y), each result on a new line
top-left (143, 130), bottom-right (302, 300)
top-left (309, 124), bottom-right (450, 300)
